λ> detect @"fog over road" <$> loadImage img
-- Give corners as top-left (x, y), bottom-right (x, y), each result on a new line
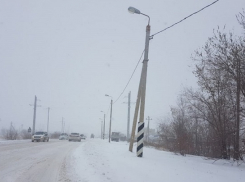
top-left (0, 140), bottom-right (82, 182)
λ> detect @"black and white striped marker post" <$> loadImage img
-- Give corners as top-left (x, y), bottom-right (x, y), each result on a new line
top-left (137, 122), bottom-right (144, 157)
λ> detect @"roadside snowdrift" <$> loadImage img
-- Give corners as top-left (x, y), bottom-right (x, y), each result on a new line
top-left (71, 139), bottom-right (245, 182)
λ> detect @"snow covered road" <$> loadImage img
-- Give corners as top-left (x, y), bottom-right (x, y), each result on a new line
top-left (0, 139), bottom-right (82, 182)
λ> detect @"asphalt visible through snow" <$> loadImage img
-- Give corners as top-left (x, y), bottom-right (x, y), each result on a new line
top-left (0, 139), bottom-right (83, 182)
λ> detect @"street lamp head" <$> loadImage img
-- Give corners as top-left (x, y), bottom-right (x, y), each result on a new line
top-left (128, 7), bottom-right (150, 25)
top-left (105, 94), bottom-right (109, 97)
top-left (128, 7), bottom-right (141, 14)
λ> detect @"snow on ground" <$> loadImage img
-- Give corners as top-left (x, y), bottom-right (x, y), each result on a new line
top-left (70, 139), bottom-right (245, 182)
top-left (0, 139), bottom-right (30, 143)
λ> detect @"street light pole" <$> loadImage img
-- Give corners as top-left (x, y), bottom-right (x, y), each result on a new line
top-left (128, 7), bottom-right (151, 157)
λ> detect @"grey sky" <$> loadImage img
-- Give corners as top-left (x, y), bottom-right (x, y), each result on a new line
top-left (0, 0), bottom-right (244, 137)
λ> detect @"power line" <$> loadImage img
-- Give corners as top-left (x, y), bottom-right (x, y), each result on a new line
top-left (151, 0), bottom-right (220, 38)
top-left (113, 49), bottom-right (145, 104)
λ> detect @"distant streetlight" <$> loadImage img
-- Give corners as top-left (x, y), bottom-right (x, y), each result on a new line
top-left (128, 7), bottom-right (151, 157)
top-left (105, 94), bottom-right (113, 143)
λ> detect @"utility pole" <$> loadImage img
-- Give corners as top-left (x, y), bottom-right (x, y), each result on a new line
top-left (61, 117), bottom-right (65, 133)
top-left (47, 107), bottom-right (50, 134)
top-left (100, 120), bottom-right (103, 139)
top-left (30, 96), bottom-right (41, 135)
top-left (32, 96), bottom-right (37, 135)
top-left (101, 111), bottom-right (106, 139)
top-left (127, 91), bottom-right (131, 140)
top-left (146, 116), bottom-right (152, 142)
top-left (123, 91), bottom-right (135, 140)
top-left (129, 10), bottom-right (151, 156)
top-left (109, 99), bottom-right (113, 143)
top-left (105, 94), bottom-right (113, 143)
top-left (103, 113), bottom-right (105, 139)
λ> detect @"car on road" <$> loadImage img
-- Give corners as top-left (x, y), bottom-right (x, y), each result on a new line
top-left (80, 134), bottom-right (86, 140)
top-left (32, 131), bottom-right (49, 142)
top-left (59, 133), bottom-right (68, 140)
top-left (69, 133), bottom-right (81, 142)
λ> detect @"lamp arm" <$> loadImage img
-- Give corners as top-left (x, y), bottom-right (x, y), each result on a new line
top-left (140, 13), bottom-right (150, 25)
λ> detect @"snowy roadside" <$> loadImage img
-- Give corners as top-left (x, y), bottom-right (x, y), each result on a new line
top-left (0, 139), bottom-right (30, 144)
top-left (70, 139), bottom-right (245, 182)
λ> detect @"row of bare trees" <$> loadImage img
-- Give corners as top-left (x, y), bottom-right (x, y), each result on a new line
top-left (0, 123), bottom-right (30, 140)
top-left (0, 123), bottom-right (62, 140)
top-left (157, 11), bottom-right (245, 160)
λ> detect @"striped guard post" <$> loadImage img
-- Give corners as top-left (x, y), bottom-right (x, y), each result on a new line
top-left (137, 122), bottom-right (144, 157)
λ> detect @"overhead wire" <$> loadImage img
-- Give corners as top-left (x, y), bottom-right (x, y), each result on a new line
top-left (113, 49), bottom-right (145, 104)
top-left (150, 0), bottom-right (220, 38)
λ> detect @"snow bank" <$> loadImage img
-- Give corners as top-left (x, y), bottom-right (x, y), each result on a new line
top-left (71, 139), bottom-right (245, 182)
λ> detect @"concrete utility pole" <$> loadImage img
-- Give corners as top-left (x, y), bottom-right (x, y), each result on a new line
top-left (146, 116), bottom-right (152, 142)
top-left (32, 96), bottom-right (37, 135)
top-left (105, 94), bottom-right (113, 143)
top-left (100, 119), bottom-right (103, 139)
top-left (103, 113), bottom-right (105, 139)
top-left (128, 7), bottom-right (151, 156)
top-left (47, 107), bottom-right (50, 134)
top-left (127, 91), bottom-right (131, 140)
top-left (109, 99), bottom-right (113, 143)
top-left (61, 117), bottom-right (65, 133)
top-left (124, 91), bottom-right (134, 140)
top-left (30, 96), bottom-right (41, 135)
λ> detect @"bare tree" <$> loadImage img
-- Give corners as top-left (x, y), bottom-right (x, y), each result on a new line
top-left (1, 122), bottom-right (18, 140)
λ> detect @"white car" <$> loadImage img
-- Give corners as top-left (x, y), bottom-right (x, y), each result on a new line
top-left (32, 131), bottom-right (49, 142)
top-left (59, 133), bottom-right (68, 140)
top-left (69, 133), bottom-right (81, 142)
top-left (80, 134), bottom-right (86, 140)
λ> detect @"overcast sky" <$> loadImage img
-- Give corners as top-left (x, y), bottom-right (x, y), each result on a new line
top-left (0, 0), bottom-right (244, 137)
